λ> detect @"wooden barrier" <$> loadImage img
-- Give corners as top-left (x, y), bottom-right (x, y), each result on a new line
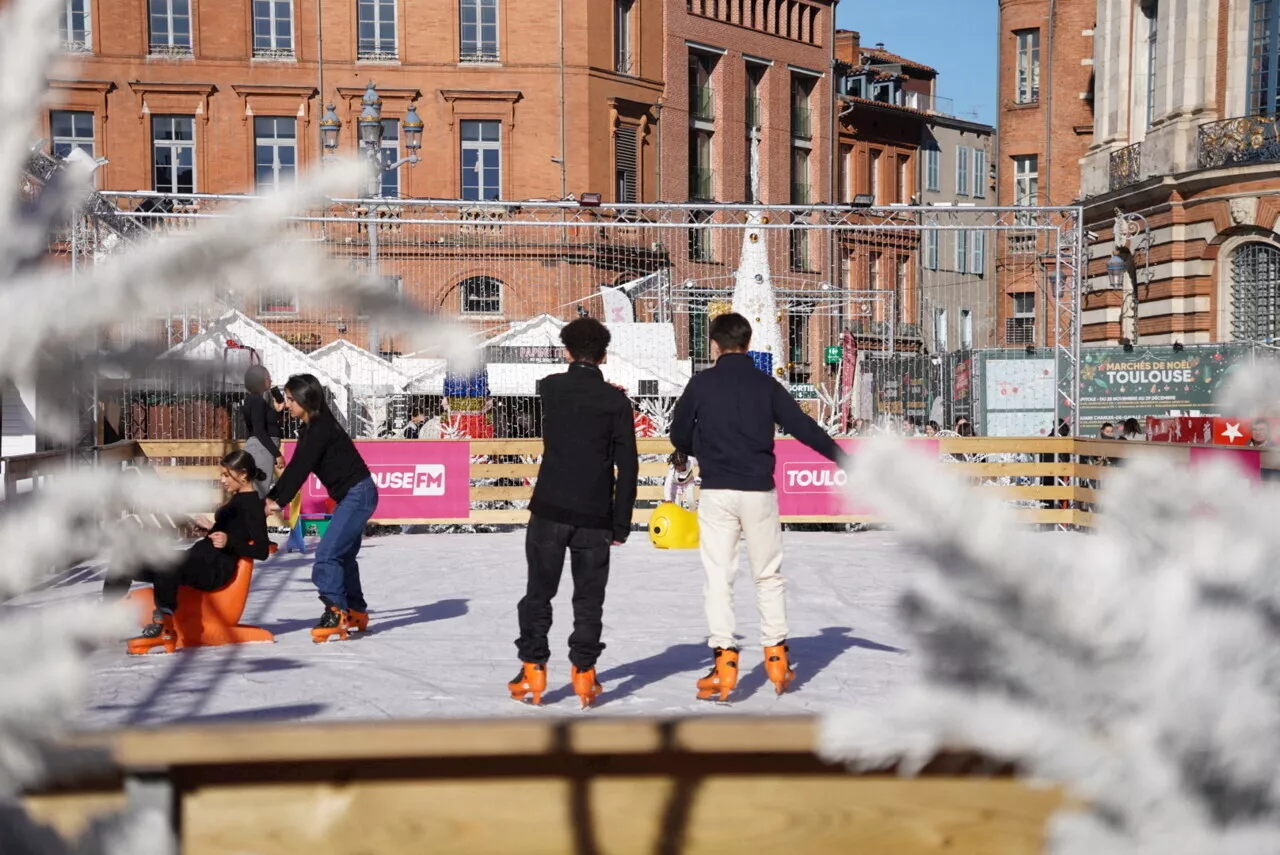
top-left (23, 717), bottom-right (1064, 855)
top-left (1, 449), bottom-right (72, 500)
top-left (5, 436), bottom-right (1269, 528)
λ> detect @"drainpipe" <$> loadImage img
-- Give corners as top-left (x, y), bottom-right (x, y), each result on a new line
top-left (654, 100), bottom-right (663, 199)
top-left (1044, 0), bottom-right (1055, 206)
top-left (828, 0), bottom-right (839, 303)
top-left (316, 0), bottom-right (325, 160)
top-left (558, 0), bottom-right (567, 199)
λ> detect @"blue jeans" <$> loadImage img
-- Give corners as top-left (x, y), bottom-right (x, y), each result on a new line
top-left (313, 477), bottom-right (378, 611)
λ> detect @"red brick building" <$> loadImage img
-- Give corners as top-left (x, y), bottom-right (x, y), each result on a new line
top-left (995, 0), bottom-right (1095, 346)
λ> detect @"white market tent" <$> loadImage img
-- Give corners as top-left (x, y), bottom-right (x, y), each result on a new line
top-left (312, 339), bottom-right (412, 394)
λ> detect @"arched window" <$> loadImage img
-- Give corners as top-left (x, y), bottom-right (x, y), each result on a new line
top-left (460, 276), bottom-right (503, 315)
top-left (1230, 242), bottom-right (1280, 342)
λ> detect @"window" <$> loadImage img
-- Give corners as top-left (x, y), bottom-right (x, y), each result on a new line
top-left (838, 145), bottom-right (852, 203)
top-left (615, 0), bottom-right (633, 74)
top-left (358, 0), bottom-right (397, 60)
top-left (688, 210), bottom-right (714, 263)
top-left (897, 154), bottom-right (910, 203)
top-left (151, 116), bottom-right (195, 194)
top-left (150, 0), bottom-right (192, 55)
top-left (460, 120), bottom-right (501, 201)
top-left (254, 116), bottom-right (296, 192)
top-left (790, 218), bottom-right (810, 271)
top-left (869, 149), bottom-right (881, 203)
top-left (689, 299), bottom-right (710, 363)
top-left (972, 149), bottom-right (987, 198)
top-left (460, 276), bottom-right (503, 315)
top-left (934, 308), bottom-right (948, 352)
top-left (380, 118), bottom-right (400, 197)
top-left (791, 75), bottom-right (813, 139)
top-left (59, 0), bottom-right (91, 51)
top-left (869, 252), bottom-right (881, 294)
top-left (1014, 154), bottom-right (1038, 223)
top-left (791, 146), bottom-right (811, 204)
top-left (955, 229), bottom-right (969, 274)
top-left (460, 0), bottom-right (498, 63)
top-left (51, 111), bottom-right (94, 158)
top-left (690, 53), bottom-right (716, 121)
top-left (960, 308), bottom-right (973, 350)
top-left (895, 257), bottom-right (908, 321)
top-left (1015, 29), bottom-right (1040, 104)
top-left (615, 125), bottom-right (637, 203)
top-left (746, 63), bottom-right (765, 130)
top-left (970, 230), bottom-right (985, 275)
top-left (1230, 242), bottom-right (1280, 343)
top-left (689, 128), bottom-right (713, 200)
top-left (788, 306), bottom-right (810, 366)
top-left (1144, 1), bottom-right (1159, 126)
top-left (259, 289), bottom-right (299, 315)
top-left (253, 0), bottom-right (293, 56)
top-left (923, 229), bottom-right (938, 270)
top-left (1250, 0), bottom-right (1280, 116)
top-left (956, 145), bottom-right (970, 196)
top-left (923, 144), bottom-right (940, 192)
top-left (1007, 292), bottom-right (1036, 345)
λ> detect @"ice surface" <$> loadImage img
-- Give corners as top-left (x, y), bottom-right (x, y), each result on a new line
top-left (9, 531), bottom-right (922, 728)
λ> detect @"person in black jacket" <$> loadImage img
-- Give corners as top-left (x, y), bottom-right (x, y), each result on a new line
top-left (104, 450), bottom-right (270, 652)
top-left (241, 365), bottom-right (285, 499)
top-left (670, 312), bottom-right (847, 701)
top-left (265, 374), bottom-right (379, 642)
top-left (509, 318), bottom-right (639, 708)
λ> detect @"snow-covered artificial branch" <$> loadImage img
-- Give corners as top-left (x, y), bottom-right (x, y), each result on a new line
top-left (820, 427), bottom-right (1280, 854)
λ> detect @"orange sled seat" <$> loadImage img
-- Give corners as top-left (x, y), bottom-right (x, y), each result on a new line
top-left (127, 556), bottom-right (275, 649)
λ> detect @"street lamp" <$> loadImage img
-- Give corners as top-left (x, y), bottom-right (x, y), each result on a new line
top-left (319, 104), bottom-right (342, 156)
top-left (1106, 251), bottom-right (1127, 289)
top-left (1109, 208), bottom-right (1150, 346)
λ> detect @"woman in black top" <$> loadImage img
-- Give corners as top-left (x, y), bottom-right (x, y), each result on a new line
top-left (104, 450), bottom-right (270, 648)
top-left (266, 374), bottom-right (379, 642)
top-left (242, 365), bottom-right (285, 499)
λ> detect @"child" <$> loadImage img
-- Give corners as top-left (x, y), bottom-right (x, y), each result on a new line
top-left (265, 374), bottom-right (379, 642)
top-left (663, 451), bottom-right (698, 510)
top-left (242, 365), bottom-right (286, 499)
top-left (509, 318), bottom-right (639, 708)
top-left (104, 450), bottom-right (270, 653)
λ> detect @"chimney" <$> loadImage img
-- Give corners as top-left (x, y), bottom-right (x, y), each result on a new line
top-left (834, 29), bottom-right (860, 65)
top-left (875, 42), bottom-right (885, 51)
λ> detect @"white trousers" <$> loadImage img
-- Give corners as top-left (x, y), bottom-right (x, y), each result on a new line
top-left (698, 489), bottom-right (787, 649)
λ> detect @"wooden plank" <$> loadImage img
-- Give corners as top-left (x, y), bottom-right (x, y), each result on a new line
top-left (936, 437), bottom-right (1075, 454)
top-left (137, 440), bottom-right (241, 458)
top-left (22, 792), bottom-right (128, 841)
top-left (941, 463), bottom-right (1081, 478)
top-left (471, 485), bottom-right (669, 502)
top-left (472, 463), bottom-right (668, 478)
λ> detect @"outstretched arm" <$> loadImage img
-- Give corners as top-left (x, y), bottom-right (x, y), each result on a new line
top-left (268, 422), bottom-right (325, 506)
top-left (772, 383), bottom-right (846, 465)
top-left (611, 401), bottom-right (640, 543)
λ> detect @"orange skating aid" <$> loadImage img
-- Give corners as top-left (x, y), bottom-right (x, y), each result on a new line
top-left (508, 662), bottom-right (547, 705)
top-left (127, 613), bottom-right (177, 655)
top-left (763, 643), bottom-right (795, 695)
top-left (347, 609), bottom-right (370, 633)
top-left (695, 647), bottom-right (739, 701)
top-left (571, 666), bottom-right (603, 709)
top-left (310, 606), bottom-right (350, 643)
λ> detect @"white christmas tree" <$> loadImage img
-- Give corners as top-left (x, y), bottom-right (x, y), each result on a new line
top-left (730, 132), bottom-right (787, 387)
top-left (820, 376), bottom-right (1280, 854)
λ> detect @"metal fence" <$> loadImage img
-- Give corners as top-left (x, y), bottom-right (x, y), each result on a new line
top-left (58, 194), bottom-right (1085, 443)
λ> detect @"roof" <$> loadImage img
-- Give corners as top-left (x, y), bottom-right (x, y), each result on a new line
top-left (838, 95), bottom-right (930, 119)
top-left (310, 338), bottom-right (413, 393)
top-left (862, 47), bottom-right (936, 75)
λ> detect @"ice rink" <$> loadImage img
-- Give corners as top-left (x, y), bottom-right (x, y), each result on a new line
top-left (13, 530), bottom-right (924, 728)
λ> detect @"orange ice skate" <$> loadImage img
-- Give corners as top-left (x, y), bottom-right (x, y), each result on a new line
top-left (347, 609), bottom-right (370, 633)
top-left (310, 605), bottom-right (350, 643)
top-left (763, 643), bottom-right (795, 695)
top-left (571, 666), bottom-right (603, 709)
top-left (127, 612), bottom-right (177, 655)
top-left (508, 662), bottom-right (547, 705)
top-left (695, 647), bottom-right (739, 701)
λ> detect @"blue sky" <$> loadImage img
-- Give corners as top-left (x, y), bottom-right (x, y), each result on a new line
top-left (836, 2), bottom-right (998, 126)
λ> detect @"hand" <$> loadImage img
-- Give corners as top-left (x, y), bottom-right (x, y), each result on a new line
top-left (265, 499), bottom-right (280, 515)
top-left (275, 457), bottom-right (285, 471)
top-left (208, 532), bottom-right (228, 549)
top-left (612, 541), bottom-right (623, 547)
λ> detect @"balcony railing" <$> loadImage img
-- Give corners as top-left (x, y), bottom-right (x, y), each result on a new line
top-left (459, 47), bottom-right (500, 64)
top-left (791, 106), bottom-right (812, 139)
top-left (690, 86), bottom-right (715, 121)
top-left (357, 45), bottom-right (399, 62)
top-left (746, 97), bottom-right (761, 130)
top-left (149, 42), bottom-right (193, 58)
top-left (253, 45), bottom-right (296, 61)
top-left (689, 168), bottom-right (715, 201)
top-left (1109, 142), bottom-right (1142, 191)
top-left (61, 37), bottom-right (92, 54)
top-left (1198, 115), bottom-right (1280, 169)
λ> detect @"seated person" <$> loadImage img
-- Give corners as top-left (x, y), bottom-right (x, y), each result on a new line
top-left (664, 451), bottom-right (699, 511)
top-left (103, 450), bottom-right (270, 644)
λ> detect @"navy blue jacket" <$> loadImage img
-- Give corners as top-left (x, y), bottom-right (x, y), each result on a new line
top-left (670, 353), bottom-right (845, 492)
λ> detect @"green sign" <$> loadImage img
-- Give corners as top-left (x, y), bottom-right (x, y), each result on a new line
top-left (824, 346), bottom-right (843, 365)
top-left (791, 383), bottom-right (819, 400)
top-left (1078, 344), bottom-right (1246, 427)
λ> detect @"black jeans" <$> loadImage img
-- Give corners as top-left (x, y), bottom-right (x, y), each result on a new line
top-left (516, 514), bottom-right (612, 669)
top-left (102, 541), bottom-right (235, 614)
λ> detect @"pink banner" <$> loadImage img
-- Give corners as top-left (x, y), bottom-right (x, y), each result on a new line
top-left (773, 439), bottom-right (940, 517)
top-left (1189, 446), bottom-right (1262, 482)
top-left (283, 440), bottom-right (473, 521)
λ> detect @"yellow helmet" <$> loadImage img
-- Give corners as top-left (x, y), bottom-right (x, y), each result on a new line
top-left (648, 502), bottom-right (700, 550)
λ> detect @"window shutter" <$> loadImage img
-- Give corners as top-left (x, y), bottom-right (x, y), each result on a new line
top-left (955, 229), bottom-right (968, 274)
top-left (971, 230), bottom-right (984, 274)
top-left (972, 149), bottom-right (986, 197)
top-left (615, 126), bottom-right (638, 203)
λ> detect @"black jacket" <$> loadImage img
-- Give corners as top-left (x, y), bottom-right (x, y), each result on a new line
top-left (268, 411), bottom-right (371, 505)
top-left (671, 352), bottom-right (845, 492)
top-left (192, 489), bottom-right (271, 572)
top-left (241, 393), bottom-right (282, 458)
top-left (529, 362), bottom-right (639, 541)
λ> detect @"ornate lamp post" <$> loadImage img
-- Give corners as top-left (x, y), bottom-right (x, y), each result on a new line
top-left (324, 82), bottom-right (424, 359)
top-left (1107, 208), bottom-right (1150, 347)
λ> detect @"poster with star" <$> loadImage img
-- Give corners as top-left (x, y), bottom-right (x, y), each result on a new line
top-left (1078, 344), bottom-right (1248, 431)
